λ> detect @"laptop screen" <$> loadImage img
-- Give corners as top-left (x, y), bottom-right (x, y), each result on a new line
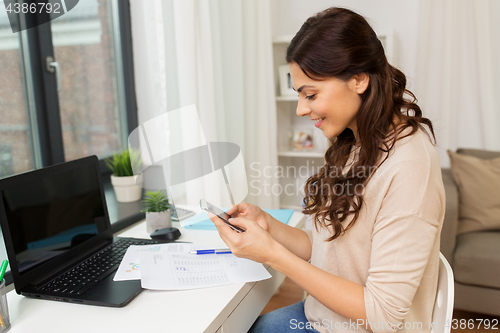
top-left (0, 161), bottom-right (109, 277)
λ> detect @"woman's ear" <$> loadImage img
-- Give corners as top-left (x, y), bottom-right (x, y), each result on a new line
top-left (351, 73), bottom-right (370, 94)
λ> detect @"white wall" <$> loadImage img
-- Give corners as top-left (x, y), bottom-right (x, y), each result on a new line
top-left (269, 0), bottom-right (421, 90)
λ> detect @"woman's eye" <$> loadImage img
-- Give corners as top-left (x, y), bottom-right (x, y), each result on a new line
top-left (305, 94), bottom-right (316, 100)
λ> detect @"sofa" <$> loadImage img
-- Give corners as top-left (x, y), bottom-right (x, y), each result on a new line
top-left (440, 148), bottom-right (500, 316)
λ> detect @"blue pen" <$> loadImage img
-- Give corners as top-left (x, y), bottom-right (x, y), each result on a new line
top-left (190, 249), bottom-right (232, 255)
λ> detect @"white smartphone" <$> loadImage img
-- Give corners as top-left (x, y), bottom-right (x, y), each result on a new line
top-left (199, 199), bottom-right (245, 233)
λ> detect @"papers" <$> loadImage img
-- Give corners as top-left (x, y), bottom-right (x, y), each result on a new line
top-left (113, 244), bottom-right (272, 290)
top-left (140, 251), bottom-right (271, 290)
top-left (113, 243), bottom-right (196, 281)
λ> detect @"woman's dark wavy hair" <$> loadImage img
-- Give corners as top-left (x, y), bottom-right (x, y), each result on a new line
top-left (287, 7), bottom-right (435, 241)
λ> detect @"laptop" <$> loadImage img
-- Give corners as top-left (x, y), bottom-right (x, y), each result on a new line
top-left (0, 155), bottom-right (157, 307)
top-left (171, 207), bottom-right (196, 221)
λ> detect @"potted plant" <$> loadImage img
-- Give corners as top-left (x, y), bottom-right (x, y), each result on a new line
top-left (142, 190), bottom-right (173, 234)
top-left (105, 149), bottom-right (143, 202)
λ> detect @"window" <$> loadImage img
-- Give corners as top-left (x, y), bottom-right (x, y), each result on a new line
top-left (0, 5), bottom-right (34, 178)
top-left (51, 0), bottom-right (128, 162)
top-left (0, 0), bottom-right (137, 173)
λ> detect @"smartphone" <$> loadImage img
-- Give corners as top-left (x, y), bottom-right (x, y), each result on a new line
top-left (199, 199), bottom-right (245, 233)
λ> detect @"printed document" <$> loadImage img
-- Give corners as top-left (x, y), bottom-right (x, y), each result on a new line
top-left (113, 243), bottom-right (272, 290)
top-left (113, 243), bottom-right (196, 281)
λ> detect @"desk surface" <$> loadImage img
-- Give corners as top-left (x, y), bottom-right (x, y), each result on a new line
top-left (7, 209), bottom-right (305, 333)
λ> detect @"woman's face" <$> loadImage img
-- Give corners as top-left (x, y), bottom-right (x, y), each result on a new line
top-left (289, 62), bottom-right (369, 141)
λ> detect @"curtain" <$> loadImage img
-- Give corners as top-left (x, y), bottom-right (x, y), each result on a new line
top-left (129, 0), bottom-right (280, 209)
top-left (416, 0), bottom-right (500, 167)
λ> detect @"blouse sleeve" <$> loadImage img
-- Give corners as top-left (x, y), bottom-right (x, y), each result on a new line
top-left (363, 158), bottom-right (444, 333)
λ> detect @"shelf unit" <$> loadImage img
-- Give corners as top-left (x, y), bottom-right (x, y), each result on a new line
top-left (277, 151), bottom-right (324, 158)
top-left (276, 96), bottom-right (299, 102)
top-left (272, 35), bottom-right (328, 211)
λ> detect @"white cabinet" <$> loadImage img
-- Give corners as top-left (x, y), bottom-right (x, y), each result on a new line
top-left (217, 268), bottom-right (286, 333)
top-left (272, 35), bottom-right (329, 210)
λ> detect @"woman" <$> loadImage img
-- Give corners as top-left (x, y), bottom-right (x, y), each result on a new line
top-left (209, 7), bottom-right (445, 333)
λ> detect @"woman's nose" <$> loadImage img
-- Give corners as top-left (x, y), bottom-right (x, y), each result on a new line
top-left (296, 99), bottom-right (311, 117)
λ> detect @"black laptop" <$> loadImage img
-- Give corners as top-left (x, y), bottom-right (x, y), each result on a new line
top-left (0, 155), bottom-right (157, 307)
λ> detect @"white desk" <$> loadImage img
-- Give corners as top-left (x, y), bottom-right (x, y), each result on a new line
top-left (6, 211), bottom-right (305, 333)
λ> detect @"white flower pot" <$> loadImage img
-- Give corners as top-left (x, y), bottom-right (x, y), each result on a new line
top-left (111, 175), bottom-right (143, 203)
top-left (146, 211), bottom-right (172, 234)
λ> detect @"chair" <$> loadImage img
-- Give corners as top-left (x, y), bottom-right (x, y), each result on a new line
top-left (430, 252), bottom-right (455, 333)
top-left (299, 252), bottom-right (454, 332)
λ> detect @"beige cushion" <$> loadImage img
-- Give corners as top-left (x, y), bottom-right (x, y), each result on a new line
top-left (447, 150), bottom-right (500, 234)
top-left (457, 148), bottom-right (500, 160)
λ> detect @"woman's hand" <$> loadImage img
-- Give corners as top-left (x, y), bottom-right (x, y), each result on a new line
top-left (208, 212), bottom-right (282, 265)
top-left (212, 202), bottom-right (312, 263)
top-left (226, 202), bottom-right (273, 233)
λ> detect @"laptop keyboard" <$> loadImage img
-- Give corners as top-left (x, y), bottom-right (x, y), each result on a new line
top-left (171, 207), bottom-right (196, 221)
top-left (39, 238), bottom-right (157, 296)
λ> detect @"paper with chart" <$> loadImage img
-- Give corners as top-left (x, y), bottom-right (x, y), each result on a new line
top-left (113, 243), bottom-right (197, 281)
top-left (139, 250), bottom-right (272, 290)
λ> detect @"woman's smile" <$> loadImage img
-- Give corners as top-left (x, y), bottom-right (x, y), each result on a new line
top-left (313, 117), bottom-right (326, 128)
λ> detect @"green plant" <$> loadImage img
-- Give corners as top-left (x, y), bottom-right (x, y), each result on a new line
top-left (141, 190), bottom-right (172, 213)
top-left (105, 149), bottom-right (141, 177)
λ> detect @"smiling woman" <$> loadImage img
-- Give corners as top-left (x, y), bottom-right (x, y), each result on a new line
top-left (207, 7), bottom-right (446, 333)
top-left (286, 7), bottom-right (435, 243)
